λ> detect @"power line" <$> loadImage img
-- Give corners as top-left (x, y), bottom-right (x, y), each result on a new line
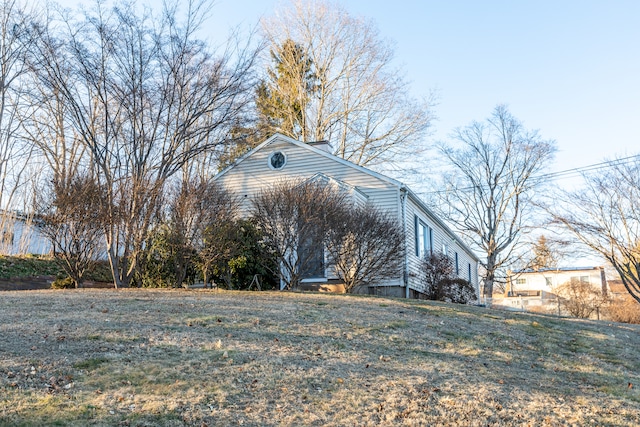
top-left (531, 154), bottom-right (640, 183)
top-left (416, 153), bottom-right (640, 197)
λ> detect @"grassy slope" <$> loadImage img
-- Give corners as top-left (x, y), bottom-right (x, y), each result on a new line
top-left (0, 289), bottom-right (638, 426)
top-left (0, 255), bottom-right (63, 279)
top-left (0, 255), bottom-right (113, 282)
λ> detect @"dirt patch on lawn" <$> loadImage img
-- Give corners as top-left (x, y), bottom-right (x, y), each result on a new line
top-left (0, 277), bottom-right (114, 291)
top-left (0, 276), bottom-right (54, 291)
top-left (1, 289), bottom-right (639, 426)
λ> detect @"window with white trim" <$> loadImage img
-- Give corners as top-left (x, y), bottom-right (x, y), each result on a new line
top-left (268, 151), bottom-right (287, 170)
top-left (414, 215), bottom-right (432, 258)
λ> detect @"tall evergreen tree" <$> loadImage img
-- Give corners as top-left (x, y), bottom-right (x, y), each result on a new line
top-left (256, 39), bottom-right (316, 140)
top-left (217, 39), bottom-right (315, 169)
top-left (531, 235), bottom-right (556, 271)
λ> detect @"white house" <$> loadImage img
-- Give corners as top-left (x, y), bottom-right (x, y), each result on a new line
top-left (0, 211), bottom-right (51, 256)
top-left (496, 266), bottom-right (608, 311)
top-left (214, 134), bottom-right (479, 299)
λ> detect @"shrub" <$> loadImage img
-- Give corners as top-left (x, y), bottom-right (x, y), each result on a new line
top-left (554, 278), bottom-right (608, 319)
top-left (325, 204), bottom-right (404, 293)
top-left (421, 252), bottom-right (476, 304)
top-left (251, 179), bottom-right (346, 289)
top-left (136, 225), bottom-right (198, 288)
top-left (603, 295), bottom-right (640, 324)
top-left (439, 278), bottom-right (477, 304)
top-left (207, 219), bottom-right (278, 290)
top-left (51, 276), bottom-right (75, 289)
top-left (37, 174), bottom-right (105, 288)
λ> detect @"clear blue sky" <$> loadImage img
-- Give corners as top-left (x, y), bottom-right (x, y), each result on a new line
top-left (57, 0), bottom-right (640, 185)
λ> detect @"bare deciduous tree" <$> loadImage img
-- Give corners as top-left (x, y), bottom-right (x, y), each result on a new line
top-left (325, 204), bottom-right (403, 293)
top-left (0, 0), bottom-right (37, 253)
top-left (437, 105), bottom-right (556, 302)
top-left (549, 157), bottom-right (640, 304)
top-left (156, 180), bottom-right (221, 288)
top-left (251, 179), bottom-right (346, 289)
top-left (261, 0), bottom-right (432, 167)
top-left (28, 0), bottom-right (258, 287)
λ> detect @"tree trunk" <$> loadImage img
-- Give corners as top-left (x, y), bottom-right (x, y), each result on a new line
top-left (484, 254), bottom-right (497, 307)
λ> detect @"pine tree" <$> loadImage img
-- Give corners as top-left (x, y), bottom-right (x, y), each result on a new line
top-left (219, 39), bottom-right (316, 168)
top-left (256, 39), bottom-right (316, 140)
top-left (531, 235), bottom-right (556, 271)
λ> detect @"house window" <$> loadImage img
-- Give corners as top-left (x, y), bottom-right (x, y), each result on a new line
top-left (455, 252), bottom-right (459, 275)
top-left (298, 231), bottom-right (325, 279)
top-left (580, 276), bottom-right (589, 283)
top-left (516, 278), bottom-right (526, 285)
top-left (268, 151), bottom-right (287, 170)
top-left (545, 277), bottom-right (553, 287)
top-left (414, 215), bottom-right (431, 258)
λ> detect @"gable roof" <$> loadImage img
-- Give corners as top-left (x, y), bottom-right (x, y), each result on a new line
top-left (215, 133), bottom-right (404, 188)
top-left (215, 133), bottom-right (479, 262)
top-left (305, 172), bottom-right (370, 205)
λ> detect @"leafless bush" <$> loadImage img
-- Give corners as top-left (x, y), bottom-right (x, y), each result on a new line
top-left (37, 175), bottom-right (105, 287)
top-left (326, 204), bottom-right (404, 293)
top-left (603, 295), bottom-right (640, 324)
top-left (195, 186), bottom-right (243, 288)
top-left (252, 179), bottom-right (405, 292)
top-left (251, 179), bottom-right (346, 289)
top-left (554, 278), bottom-right (609, 319)
top-left (421, 252), bottom-right (476, 304)
top-left (171, 180), bottom-right (239, 287)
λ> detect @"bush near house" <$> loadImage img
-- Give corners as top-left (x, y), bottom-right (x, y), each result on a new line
top-left (554, 278), bottom-right (609, 319)
top-left (421, 252), bottom-right (477, 304)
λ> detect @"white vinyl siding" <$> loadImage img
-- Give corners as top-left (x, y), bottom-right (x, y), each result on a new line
top-left (405, 195), bottom-right (479, 295)
top-left (215, 136), bottom-right (404, 288)
top-left (215, 134), bottom-right (479, 296)
top-left (216, 139), bottom-right (400, 219)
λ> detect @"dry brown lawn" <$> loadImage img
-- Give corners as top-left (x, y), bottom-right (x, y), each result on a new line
top-left (1, 289), bottom-right (639, 426)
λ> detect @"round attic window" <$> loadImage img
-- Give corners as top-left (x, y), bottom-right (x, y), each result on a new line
top-left (268, 151), bottom-right (286, 170)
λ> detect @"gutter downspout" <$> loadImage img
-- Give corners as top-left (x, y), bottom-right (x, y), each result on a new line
top-left (400, 187), bottom-right (410, 299)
